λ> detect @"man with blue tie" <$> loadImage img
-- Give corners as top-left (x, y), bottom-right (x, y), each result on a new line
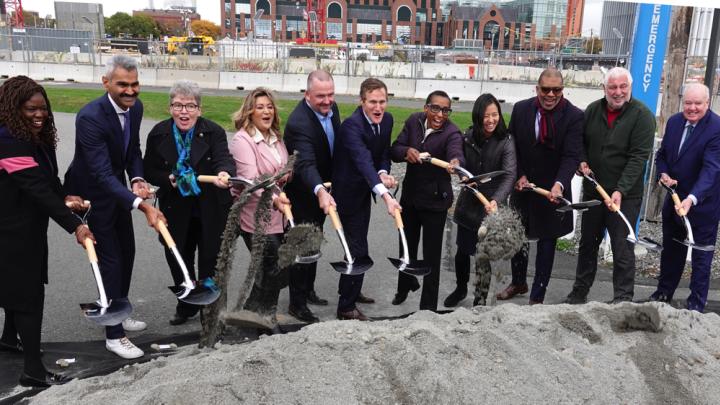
top-left (649, 83), bottom-right (720, 312)
top-left (65, 55), bottom-right (165, 359)
top-left (283, 70), bottom-right (341, 323)
top-left (332, 78), bottom-right (401, 321)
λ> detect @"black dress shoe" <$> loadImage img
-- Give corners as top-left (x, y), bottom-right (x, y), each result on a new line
top-left (649, 291), bottom-right (671, 303)
top-left (391, 278), bottom-right (421, 305)
top-left (19, 372), bottom-right (73, 388)
top-left (288, 305), bottom-right (319, 323)
top-left (169, 313), bottom-right (189, 326)
top-left (337, 308), bottom-right (369, 321)
top-left (307, 291), bottom-right (329, 306)
top-left (357, 293), bottom-right (375, 304)
top-left (443, 288), bottom-right (467, 307)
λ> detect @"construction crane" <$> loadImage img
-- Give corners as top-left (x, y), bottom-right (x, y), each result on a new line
top-left (4, 0), bottom-right (25, 28)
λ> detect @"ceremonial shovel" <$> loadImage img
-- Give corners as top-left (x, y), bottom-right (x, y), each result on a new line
top-left (197, 174), bottom-right (277, 193)
top-left (522, 183), bottom-right (601, 212)
top-left (388, 208), bottom-right (431, 277)
top-left (328, 206), bottom-right (374, 275)
top-left (660, 182), bottom-right (714, 251)
top-left (157, 221), bottom-right (221, 305)
top-left (278, 192), bottom-right (323, 264)
top-left (68, 201), bottom-right (133, 325)
top-left (584, 173), bottom-right (662, 251)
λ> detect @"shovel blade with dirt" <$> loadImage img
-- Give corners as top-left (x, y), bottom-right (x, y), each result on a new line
top-left (197, 174), bottom-right (276, 194)
top-left (278, 192), bottom-right (323, 264)
top-left (157, 221), bottom-right (221, 305)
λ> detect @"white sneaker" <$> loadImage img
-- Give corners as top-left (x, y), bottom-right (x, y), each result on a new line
top-left (122, 318), bottom-right (147, 332)
top-left (105, 337), bottom-right (144, 359)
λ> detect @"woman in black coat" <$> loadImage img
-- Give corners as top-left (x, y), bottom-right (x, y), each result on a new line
top-left (143, 80), bottom-right (235, 325)
top-left (0, 76), bottom-right (93, 387)
top-left (445, 94), bottom-right (516, 307)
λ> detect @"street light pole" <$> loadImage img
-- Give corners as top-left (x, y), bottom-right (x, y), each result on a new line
top-left (612, 27), bottom-right (624, 67)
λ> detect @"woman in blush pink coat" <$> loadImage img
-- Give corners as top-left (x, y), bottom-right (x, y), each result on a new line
top-left (229, 88), bottom-right (290, 331)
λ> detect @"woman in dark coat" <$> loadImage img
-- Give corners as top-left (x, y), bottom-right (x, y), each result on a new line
top-left (445, 94), bottom-right (516, 307)
top-left (390, 90), bottom-right (464, 311)
top-left (143, 80), bottom-right (235, 325)
top-left (0, 76), bottom-right (93, 387)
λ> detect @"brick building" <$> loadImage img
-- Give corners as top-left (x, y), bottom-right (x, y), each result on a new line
top-left (220, 0), bottom-right (446, 46)
top-left (134, 9), bottom-right (201, 36)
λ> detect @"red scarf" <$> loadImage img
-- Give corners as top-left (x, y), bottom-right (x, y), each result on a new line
top-left (533, 96), bottom-right (567, 148)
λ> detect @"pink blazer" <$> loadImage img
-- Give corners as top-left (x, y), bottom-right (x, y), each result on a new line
top-left (229, 127), bottom-right (289, 234)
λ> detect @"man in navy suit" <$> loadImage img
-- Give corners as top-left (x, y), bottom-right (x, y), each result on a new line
top-left (332, 78), bottom-right (401, 321)
top-left (283, 70), bottom-right (340, 323)
top-left (65, 55), bottom-right (165, 359)
top-left (649, 83), bottom-right (720, 312)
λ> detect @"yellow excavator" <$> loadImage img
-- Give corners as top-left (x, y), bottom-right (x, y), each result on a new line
top-left (166, 36), bottom-right (216, 56)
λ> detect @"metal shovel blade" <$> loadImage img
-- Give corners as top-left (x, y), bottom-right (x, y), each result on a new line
top-left (387, 257), bottom-right (431, 277)
top-left (556, 199), bottom-right (602, 213)
top-left (80, 298), bottom-right (133, 326)
top-left (295, 251), bottom-right (322, 264)
top-left (461, 170), bottom-right (508, 185)
top-left (673, 238), bottom-right (715, 252)
top-left (168, 278), bottom-right (221, 305)
top-left (637, 237), bottom-right (663, 252)
top-left (244, 177), bottom-right (277, 193)
top-left (331, 256), bottom-right (374, 275)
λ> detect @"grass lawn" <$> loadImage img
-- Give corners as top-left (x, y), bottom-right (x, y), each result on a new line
top-left (44, 87), bottom-right (513, 141)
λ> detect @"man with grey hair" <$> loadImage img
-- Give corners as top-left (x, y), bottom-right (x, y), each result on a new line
top-left (648, 83), bottom-right (720, 312)
top-left (565, 67), bottom-right (655, 304)
top-left (65, 55), bottom-right (165, 358)
top-left (283, 70), bottom-right (351, 323)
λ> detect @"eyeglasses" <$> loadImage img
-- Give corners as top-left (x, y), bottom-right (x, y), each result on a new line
top-left (170, 103), bottom-right (199, 112)
top-left (539, 86), bottom-right (564, 94)
top-left (427, 104), bottom-right (452, 115)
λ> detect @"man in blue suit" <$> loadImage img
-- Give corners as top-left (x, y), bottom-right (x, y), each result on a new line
top-left (649, 83), bottom-right (720, 312)
top-left (65, 55), bottom-right (165, 358)
top-left (332, 78), bottom-right (401, 321)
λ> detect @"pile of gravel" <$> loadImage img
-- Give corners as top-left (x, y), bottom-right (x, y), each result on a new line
top-left (30, 302), bottom-right (720, 405)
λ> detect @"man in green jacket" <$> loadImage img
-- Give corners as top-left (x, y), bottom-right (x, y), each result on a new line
top-left (565, 67), bottom-right (655, 304)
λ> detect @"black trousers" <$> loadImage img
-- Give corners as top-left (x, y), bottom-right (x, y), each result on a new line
top-left (396, 205), bottom-right (447, 311)
top-left (510, 239), bottom-right (557, 302)
top-left (288, 215), bottom-right (325, 309)
top-left (337, 198), bottom-right (371, 313)
top-left (573, 198), bottom-right (641, 300)
top-left (2, 288), bottom-right (45, 378)
top-left (240, 232), bottom-right (287, 315)
top-left (165, 216), bottom-right (216, 317)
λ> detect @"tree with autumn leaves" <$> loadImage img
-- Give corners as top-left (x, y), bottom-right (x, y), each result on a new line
top-left (190, 20), bottom-right (221, 39)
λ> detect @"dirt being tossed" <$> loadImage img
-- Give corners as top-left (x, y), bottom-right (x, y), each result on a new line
top-left (31, 302), bottom-right (720, 405)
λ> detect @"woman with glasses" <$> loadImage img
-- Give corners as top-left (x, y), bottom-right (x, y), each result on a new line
top-left (143, 80), bottom-right (235, 326)
top-left (389, 90), bottom-right (464, 311)
top-left (444, 94), bottom-right (517, 308)
top-left (228, 87), bottom-right (291, 331)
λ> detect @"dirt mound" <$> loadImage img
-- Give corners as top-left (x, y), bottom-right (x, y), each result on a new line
top-left (31, 302), bottom-right (720, 405)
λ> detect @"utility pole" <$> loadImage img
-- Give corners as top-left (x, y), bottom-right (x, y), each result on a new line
top-left (645, 6), bottom-right (692, 221)
top-left (704, 8), bottom-right (720, 105)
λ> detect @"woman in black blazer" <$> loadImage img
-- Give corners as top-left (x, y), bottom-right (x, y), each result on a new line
top-left (143, 80), bottom-right (235, 326)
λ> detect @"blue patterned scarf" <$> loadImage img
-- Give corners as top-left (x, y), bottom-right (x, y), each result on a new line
top-left (172, 122), bottom-right (201, 197)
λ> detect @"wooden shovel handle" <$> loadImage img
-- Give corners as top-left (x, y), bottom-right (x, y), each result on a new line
top-left (328, 206), bottom-right (342, 230)
top-left (196, 175), bottom-right (217, 183)
top-left (279, 192), bottom-right (294, 221)
top-left (594, 184), bottom-right (619, 212)
top-left (393, 208), bottom-right (403, 229)
top-left (156, 220), bottom-right (176, 249)
top-left (83, 238), bottom-right (98, 262)
top-left (322, 182), bottom-right (332, 189)
top-left (469, 187), bottom-right (495, 213)
top-left (428, 158), bottom-right (450, 169)
top-left (671, 192), bottom-right (687, 216)
top-left (530, 185), bottom-right (551, 198)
